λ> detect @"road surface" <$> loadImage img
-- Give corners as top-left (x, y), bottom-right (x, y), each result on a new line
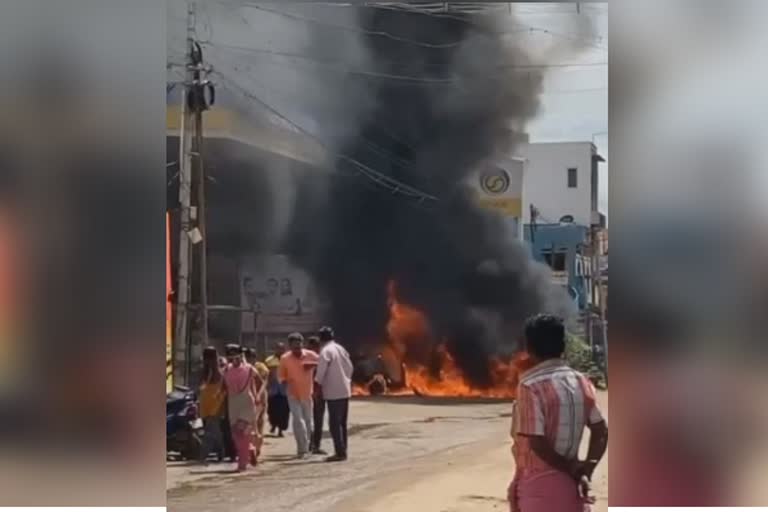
top-left (167, 393), bottom-right (608, 512)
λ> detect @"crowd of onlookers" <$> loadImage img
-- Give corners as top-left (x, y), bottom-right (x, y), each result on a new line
top-left (196, 326), bottom-right (354, 471)
top-left (192, 314), bottom-right (609, 512)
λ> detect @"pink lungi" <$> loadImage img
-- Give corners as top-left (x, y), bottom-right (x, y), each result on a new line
top-left (512, 470), bottom-right (590, 512)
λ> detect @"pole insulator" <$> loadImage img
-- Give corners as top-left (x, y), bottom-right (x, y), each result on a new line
top-left (191, 41), bottom-right (204, 66)
top-left (187, 81), bottom-right (215, 112)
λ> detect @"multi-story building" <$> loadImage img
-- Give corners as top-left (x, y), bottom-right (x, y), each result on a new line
top-left (519, 141), bottom-right (607, 341)
top-left (523, 222), bottom-right (593, 310)
top-left (166, 83), bottom-right (326, 384)
top-left (521, 141), bottom-right (606, 229)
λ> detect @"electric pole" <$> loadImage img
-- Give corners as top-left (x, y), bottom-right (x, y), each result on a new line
top-left (590, 224), bottom-right (607, 380)
top-left (594, 228), bottom-right (601, 343)
top-left (173, 1), bottom-right (196, 386)
top-left (585, 229), bottom-right (593, 349)
top-left (173, 1), bottom-right (214, 385)
top-left (192, 45), bottom-right (210, 356)
top-left (597, 229), bottom-right (608, 381)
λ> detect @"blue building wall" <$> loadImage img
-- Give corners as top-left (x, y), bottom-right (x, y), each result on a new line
top-left (523, 223), bottom-right (590, 310)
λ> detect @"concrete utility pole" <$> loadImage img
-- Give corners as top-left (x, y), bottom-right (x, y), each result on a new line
top-left (173, 1), bottom-right (196, 386)
top-left (173, 1), bottom-right (215, 384)
top-left (587, 225), bottom-right (600, 352)
top-left (192, 39), bottom-right (209, 359)
top-left (194, 111), bottom-right (209, 357)
top-left (590, 224), bottom-right (608, 379)
top-left (597, 230), bottom-right (608, 380)
top-left (585, 230), bottom-right (593, 349)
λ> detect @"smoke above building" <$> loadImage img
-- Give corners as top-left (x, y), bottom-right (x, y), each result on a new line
top-left (272, 4), bottom-right (580, 387)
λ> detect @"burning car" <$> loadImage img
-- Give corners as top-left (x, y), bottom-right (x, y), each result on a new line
top-left (352, 352), bottom-right (407, 395)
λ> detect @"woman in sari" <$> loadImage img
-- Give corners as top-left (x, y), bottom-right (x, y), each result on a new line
top-left (198, 347), bottom-right (226, 462)
top-left (223, 344), bottom-right (264, 472)
top-left (245, 348), bottom-right (269, 462)
top-left (265, 343), bottom-right (290, 436)
top-left (218, 356), bottom-right (236, 461)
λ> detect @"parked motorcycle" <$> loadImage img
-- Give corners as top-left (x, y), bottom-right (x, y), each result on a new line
top-left (166, 385), bottom-right (204, 461)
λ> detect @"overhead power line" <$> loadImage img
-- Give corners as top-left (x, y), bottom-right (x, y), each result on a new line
top-left (226, 2), bottom-right (607, 51)
top-left (206, 58), bottom-right (424, 160)
top-left (359, 2), bottom-right (608, 50)
top-left (202, 40), bottom-right (606, 86)
top-left (235, 3), bottom-right (465, 49)
top-left (505, 27), bottom-right (607, 51)
top-left (542, 87), bottom-right (608, 94)
top-left (213, 70), bottom-right (438, 203)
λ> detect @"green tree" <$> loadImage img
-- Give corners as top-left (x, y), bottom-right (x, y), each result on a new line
top-left (565, 334), bottom-right (606, 389)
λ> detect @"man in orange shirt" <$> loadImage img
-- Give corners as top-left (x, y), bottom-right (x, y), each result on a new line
top-left (278, 333), bottom-right (319, 458)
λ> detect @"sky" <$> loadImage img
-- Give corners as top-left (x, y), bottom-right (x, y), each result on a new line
top-left (168, 1), bottom-right (609, 213)
top-left (511, 3), bottom-right (608, 214)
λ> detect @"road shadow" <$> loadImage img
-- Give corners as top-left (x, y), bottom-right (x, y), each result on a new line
top-left (414, 415), bottom-right (501, 423)
top-left (348, 422), bottom-right (390, 435)
top-left (278, 459), bottom-right (328, 467)
top-left (461, 494), bottom-right (507, 504)
top-left (262, 454), bottom-right (299, 462)
top-left (187, 468), bottom-right (242, 476)
top-left (352, 396), bottom-right (510, 406)
top-left (167, 460), bottom-right (204, 467)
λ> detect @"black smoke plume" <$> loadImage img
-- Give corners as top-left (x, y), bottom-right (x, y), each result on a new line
top-left (281, 5), bottom-right (572, 387)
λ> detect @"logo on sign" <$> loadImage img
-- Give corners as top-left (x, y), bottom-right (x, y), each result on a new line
top-left (479, 167), bottom-right (510, 195)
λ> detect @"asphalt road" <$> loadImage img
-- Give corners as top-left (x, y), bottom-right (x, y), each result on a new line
top-left (167, 394), bottom-right (608, 512)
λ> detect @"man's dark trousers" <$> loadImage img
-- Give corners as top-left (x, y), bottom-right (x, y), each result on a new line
top-left (311, 395), bottom-right (325, 451)
top-left (326, 398), bottom-right (349, 458)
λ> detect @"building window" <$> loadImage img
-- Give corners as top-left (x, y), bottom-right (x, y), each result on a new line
top-left (567, 167), bottom-right (578, 188)
top-left (542, 249), bottom-right (567, 272)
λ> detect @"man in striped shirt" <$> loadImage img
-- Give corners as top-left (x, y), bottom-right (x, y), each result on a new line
top-left (509, 315), bottom-right (608, 512)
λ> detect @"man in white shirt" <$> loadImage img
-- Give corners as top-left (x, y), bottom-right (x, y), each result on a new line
top-left (314, 326), bottom-right (354, 462)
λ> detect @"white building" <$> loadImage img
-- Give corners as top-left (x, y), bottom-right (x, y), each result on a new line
top-left (520, 142), bottom-right (606, 228)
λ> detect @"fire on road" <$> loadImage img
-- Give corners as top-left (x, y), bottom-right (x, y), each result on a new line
top-left (352, 281), bottom-right (535, 399)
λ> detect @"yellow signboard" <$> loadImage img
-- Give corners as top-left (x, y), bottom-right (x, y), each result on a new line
top-left (476, 197), bottom-right (522, 217)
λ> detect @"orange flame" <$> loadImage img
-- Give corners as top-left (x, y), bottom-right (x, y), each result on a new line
top-left (385, 280), bottom-right (429, 360)
top-left (353, 281), bottom-right (535, 398)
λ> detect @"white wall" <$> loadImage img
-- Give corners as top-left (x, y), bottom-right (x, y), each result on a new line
top-left (520, 142), bottom-right (601, 227)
